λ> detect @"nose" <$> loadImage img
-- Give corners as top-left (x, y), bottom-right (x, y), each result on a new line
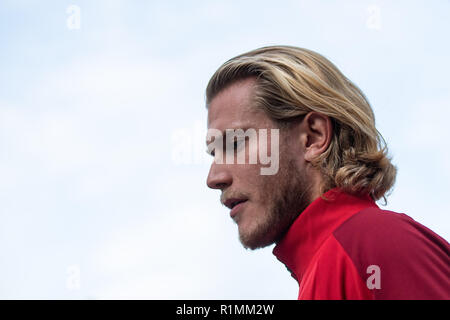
top-left (206, 162), bottom-right (232, 190)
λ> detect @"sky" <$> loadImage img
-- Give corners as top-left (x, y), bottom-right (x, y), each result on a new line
top-left (0, 0), bottom-right (449, 299)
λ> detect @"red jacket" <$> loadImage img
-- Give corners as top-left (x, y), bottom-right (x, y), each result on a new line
top-left (273, 188), bottom-right (450, 300)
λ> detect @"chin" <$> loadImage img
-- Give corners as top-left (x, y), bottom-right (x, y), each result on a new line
top-left (240, 235), bottom-right (275, 250)
top-left (238, 223), bottom-right (277, 250)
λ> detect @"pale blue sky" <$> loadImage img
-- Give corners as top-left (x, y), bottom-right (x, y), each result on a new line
top-left (0, 0), bottom-right (449, 299)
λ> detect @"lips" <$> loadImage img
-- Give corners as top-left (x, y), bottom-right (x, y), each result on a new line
top-left (230, 200), bottom-right (247, 218)
top-left (223, 198), bottom-right (248, 218)
top-left (224, 198), bottom-right (247, 210)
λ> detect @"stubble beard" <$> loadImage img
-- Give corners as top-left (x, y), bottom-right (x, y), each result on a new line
top-left (238, 159), bottom-right (313, 250)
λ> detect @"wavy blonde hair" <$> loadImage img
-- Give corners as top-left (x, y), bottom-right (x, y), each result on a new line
top-left (206, 45), bottom-right (397, 202)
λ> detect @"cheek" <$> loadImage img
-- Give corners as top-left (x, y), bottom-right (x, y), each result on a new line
top-left (256, 159), bottom-right (291, 203)
top-left (234, 150), bottom-right (289, 202)
top-left (245, 137), bottom-right (259, 164)
top-left (250, 175), bottom-right (278, 205)
top-left (234, 163), bottom-right (262, 183)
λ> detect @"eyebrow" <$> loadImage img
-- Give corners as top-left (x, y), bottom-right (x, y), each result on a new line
top-left (205, 127), bottom-right (252, 146)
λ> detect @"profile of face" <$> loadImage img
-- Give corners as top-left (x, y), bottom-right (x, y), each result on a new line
top-left (206, 77), bottom-right (332, 250)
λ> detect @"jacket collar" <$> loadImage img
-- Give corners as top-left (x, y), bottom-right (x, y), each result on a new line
top-left (272, 187), bottom-right (378, 283)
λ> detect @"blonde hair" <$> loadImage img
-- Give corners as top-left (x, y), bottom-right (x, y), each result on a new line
top-left (206, 45), bottom-right (397, 203)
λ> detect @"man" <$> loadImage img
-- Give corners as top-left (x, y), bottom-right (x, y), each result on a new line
top-left (205, 45), bottom-right (450, 300)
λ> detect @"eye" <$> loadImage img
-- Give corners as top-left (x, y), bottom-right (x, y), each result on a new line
top-left (206, 148), bottom-right (215, 157)
top-left (234, 138), bottom-right (246, 152)
top-left (232, 139), bottom-right (241, 153)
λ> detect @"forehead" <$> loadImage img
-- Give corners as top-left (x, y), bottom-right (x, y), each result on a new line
top-left (207, 78), bottom-right (272, 130)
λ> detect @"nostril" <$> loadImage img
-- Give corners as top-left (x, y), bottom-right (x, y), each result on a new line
top-left (215, 182), bottom-right (228, 189)
top-left (206, 168), bottom-right (232, 190)
top-left (207, 177), bottom-right (229, 190)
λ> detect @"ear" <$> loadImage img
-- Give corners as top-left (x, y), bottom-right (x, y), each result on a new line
top-left (301, 112), bottom-right (333, 162)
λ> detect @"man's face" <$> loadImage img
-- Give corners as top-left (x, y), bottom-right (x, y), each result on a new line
top-left (206, 77), bottom-right (313, 250)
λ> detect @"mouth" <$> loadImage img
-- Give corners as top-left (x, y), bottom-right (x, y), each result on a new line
top-left (223, 198), bottom-right (248, 218)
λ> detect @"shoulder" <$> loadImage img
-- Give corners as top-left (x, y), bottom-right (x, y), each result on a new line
top-left (332, 207), bottom-right (450, 299)
top-left (334, 207), bottom-right (449, 256)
